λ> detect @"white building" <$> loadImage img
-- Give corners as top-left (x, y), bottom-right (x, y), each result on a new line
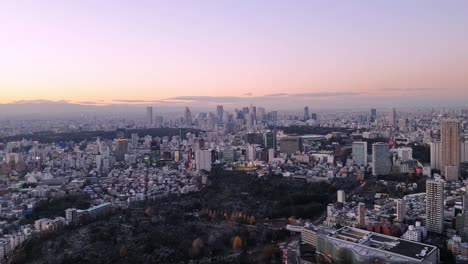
top-left (426, 180), bottom-right (445, 234)
top-left (395, 199), bottom-right (406, 222)
top-left (352, 141), bottom-right (368, 166)
top-left (397, 147), bottom-right (413, 162)
top-left (195, 150), bottom-right (212, 172)
top-left (337, 190), bottom-right (346, 204)
top-left (430, 141), bottom-right (442, 170)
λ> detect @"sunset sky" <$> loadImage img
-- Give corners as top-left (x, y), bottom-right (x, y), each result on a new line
top-left (1, 0), bottom-right (468, 108)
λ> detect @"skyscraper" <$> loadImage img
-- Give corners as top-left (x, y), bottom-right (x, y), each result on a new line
top-left (370, 109), bottom-right (377, 122)
top-left (352, 141), bottom-right (368, 166)
top-left (357, 203), bottom-right (366, 228)
top-left (426, 180), bottom-right (444, 234)
top-left (304, 106), bottom-right (310, 121)
top-left (184, 107), bottom-right (192, 126)
top-left (430, 141), bottom-right (442, 170)
top-left (115, 139), bottom-right (128, 162)
top-left (372, 142), bottom-right (390, 176)
top-left (395, 199), bottom-right (406, 222)
top-left (389, 108), bottom-right (397, 127)
top-left (146, 106), bottom-right (153, 125)
top-left (216, 105), bottom-right (224, 123)
top-left (441, 119), bottom-right (460, 181)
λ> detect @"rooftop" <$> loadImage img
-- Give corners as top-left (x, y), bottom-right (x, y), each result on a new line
top-left (328, 227), bottom-right (437, 261)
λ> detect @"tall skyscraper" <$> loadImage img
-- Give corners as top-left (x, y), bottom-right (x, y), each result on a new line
top-left (304, 106), bottom-right (310, 121)
top-left (146, 106), bottom-right (153, 125)
top-left (389, 108), bottom-right (397, 127)
top-left (357, 203), bottom-right (366, 228)
top-left (257, 107), bottom-right (266, 122)
top-left (352, 141), bottom-right (368, 166)
top-left (430, 141), bottom-right (442, 170)
top-left (216, 105), bottom-right (224, 123)
top-left (195, 149), bottom-right (212, 172)
top-left (395, 199), bottom-right (406, 222)
top-left (426, 180), bottom-right (444, 234)
top-left (115, 139), bottom-right (128, 162)
top-left (441, 119), bottom-right (460, 181)
top-left (372, 142), bottom-right (390, 176)
top-left (184, 107), bottom-right (192, 126)
top-left (370, 109), bottom-right (377, 122)
top-left (263, 131), bottom-right (277, 151)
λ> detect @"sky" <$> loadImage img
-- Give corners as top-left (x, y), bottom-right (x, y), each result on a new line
top-left (1, 0), bottom-right (468, 109)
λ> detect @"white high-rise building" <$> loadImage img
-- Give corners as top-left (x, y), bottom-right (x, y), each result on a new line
top-left (395, 199), bottom-right (406, 222)
top-left (461, 141), bottom-right (468, 163)
top-left (195, 150), bottom-right (212, 172)
top-left (337, 190), bottom-right (346, 204)
top-left (357, 203), bottom-right (366, 228)
top-left (352, 141), bottom-right (368, 166)
top-left (426, 180), bottom-right (444, 234)
top-left (430, 141), bottom-right (442, 170)
top-left (441, 119), bottom-right (460, 181)
top-left (372, 143), bottom-right (390, 176)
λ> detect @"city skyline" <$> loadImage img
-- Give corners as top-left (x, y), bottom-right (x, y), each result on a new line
top-left (1, 1), bottom-right (468, 109)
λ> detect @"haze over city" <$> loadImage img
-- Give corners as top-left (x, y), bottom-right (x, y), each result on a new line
top-left (1, 0), bottom-right (468, 113)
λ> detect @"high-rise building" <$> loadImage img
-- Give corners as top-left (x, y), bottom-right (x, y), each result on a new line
top-left (146, 106), bottom-right (153, 125)
top-left (263, 131), bottom-right (277, 151)
top-left (441, 119), bottom-right (460, 181)
top-left (352, 141), bottom-right (368, 166)
top-left (195, 149), bottom-right (212, 172)
top-left (257, 107), bottom-right (266, 122)
top-left (184, 107), bottom-right (192, 126)
top-left (461, 141), bottom-right (468, 163)
top-left (389, 108), bottom-right (397, 127)
top-left (357, 203), bottom-right (366, 228)
top-left (370, 109), bottom-right (377, 122)
top-left (337, 190), bottom-right (346, 204)
top-left (115, 139), bottom-right (128, 162)
top-left (430, 141), bottom-right (442, 170)
top-left (131, 133), bottom-right (139, 146)
top-left (426, 180), bottom-right (444, 234)
top-left (216, 105), bottom-right (224, 123)
top-left (304, 106), bottom-right (310, 121)
top-left (395, 199), bottom-right (406, 222)
top-left (372, 143), bottom-right (390, 176)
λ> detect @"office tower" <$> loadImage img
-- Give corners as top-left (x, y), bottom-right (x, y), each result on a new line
top-left (131, 133), bottom-right (139, 146)
top-left (257, 107), bottom-right (265, 122)
top-left (395, 199), bottom-right (406, 222)
top-left (115, 139), bottom-right (128, 162)
top-left (216, 105), bottom-right (224, 123)
top-left (279, 136), bottom-right (303, 155)
top-left (430, 141), bottom-right (442, 170)
top-left (310, 113), bottom-right (317, 121)
top-left (426, 180), bottom-right (444, 234)
top-left (195, 149), bottom-right (212, 172)
top-left (441, 119), bottom-right (461, 181)
top-left (247, 145), bottom-right (255, 161)
top-left (146, 106), bottom-right (153, 125)
top-left (397, 147), bottom-right (413, 161)
top-left (372, 143), bottom-right (390, 176)
top-left (461, 141), bottom-right (468, 163)
top-left (337, 190), bottom-right (346, 204)
top-left (184, 107), bottom-right (192, 126)
top-left (155, 116), bottom-right (163, 128)
top-left (352, 141), bottom-right (368, 166)
top-left (304, 106), bottom-right (310, 121)
top-left (370, 109), bottom-right (377, 122)
top-left (357, 203), bottom-right (366, 228)
top-left (150, 140), bottom-right (161, 163)
top-left (264, 131), bottom-right (277, 151)
top-left (389, 108), bottom-right (397, 127)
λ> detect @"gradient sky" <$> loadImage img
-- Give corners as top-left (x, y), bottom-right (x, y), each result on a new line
top-left (1, 0), bottom-right (468, 108)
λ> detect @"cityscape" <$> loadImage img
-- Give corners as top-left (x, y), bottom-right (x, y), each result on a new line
top-left (1, 1), bottom-right (468, 264)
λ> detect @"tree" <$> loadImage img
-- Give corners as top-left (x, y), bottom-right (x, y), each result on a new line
top-left (232, 236), bottom-right (243, 252)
